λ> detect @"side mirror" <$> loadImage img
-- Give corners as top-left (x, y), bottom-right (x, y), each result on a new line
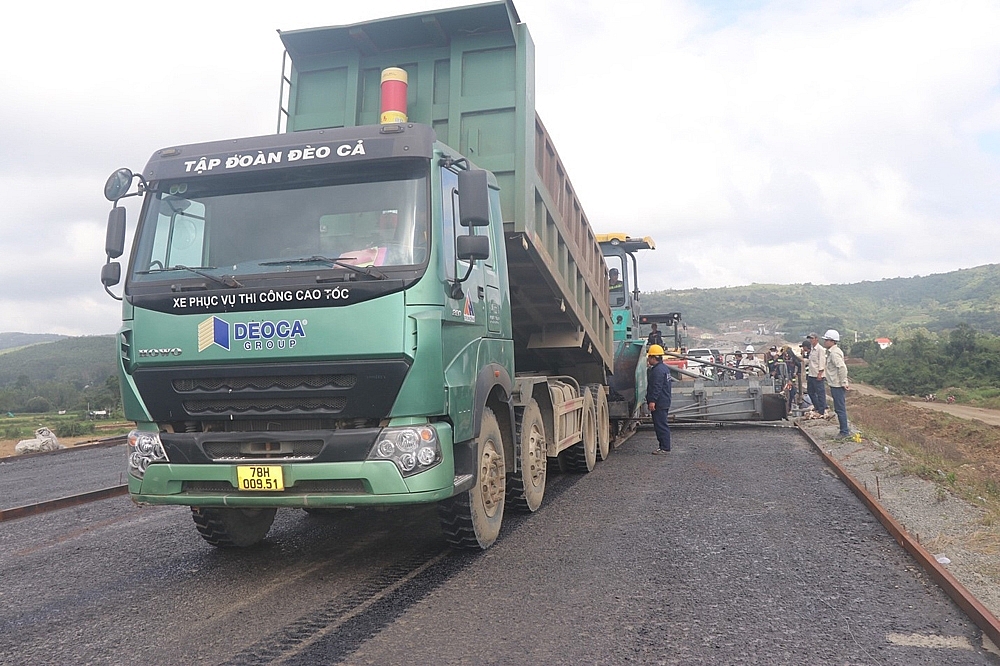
top-left (104, 168), bottom-right (134, 201)
top-left (101, 262), bottom-right (122, 287)
top-left (106, 207), bottom-right (127, 259)
top-left (457, 169), bottom-right (490, 227)
top-left (457, 234), bottom-right (490, 261)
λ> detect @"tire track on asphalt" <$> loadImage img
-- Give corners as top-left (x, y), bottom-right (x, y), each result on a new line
top-left (221, 472), bottom-right (584, 665)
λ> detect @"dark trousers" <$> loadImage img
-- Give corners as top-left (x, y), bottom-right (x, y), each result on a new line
top-left (652, 405), bottom-right (671, 451)
top-left (830, 386), bottom-right (849, 436)
top-left (807, 376), bottom-right (828, 414)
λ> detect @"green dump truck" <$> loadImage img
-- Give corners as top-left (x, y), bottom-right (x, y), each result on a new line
top-left (100, 1), bottom-right (617, 550)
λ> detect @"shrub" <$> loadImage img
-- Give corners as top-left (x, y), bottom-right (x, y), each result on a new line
top-left (24, 396), bottom-right (52, 413)
top-left (55, 421), bottom-right (95, 438)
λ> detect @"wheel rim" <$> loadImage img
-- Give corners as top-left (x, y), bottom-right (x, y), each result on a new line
top-left (596, 391), bottom-right (610, 459)
top-left (526, 421), bottom-right (546, 489)
top-left (480, 439), bottom-right (505, 518)
top-left (584, 405), bottom-right (596, 467)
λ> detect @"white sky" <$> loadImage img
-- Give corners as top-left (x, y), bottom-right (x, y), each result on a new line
top-left (2, 0), bottom-right (999, 335)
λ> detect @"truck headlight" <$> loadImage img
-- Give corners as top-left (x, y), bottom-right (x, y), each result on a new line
top-left (127, 429), bottom-right (168, 479)
top-left (368, 425), bottom-right (441, 477)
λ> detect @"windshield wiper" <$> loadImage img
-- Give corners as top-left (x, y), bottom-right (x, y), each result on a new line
top-left (137, 265), bottom-right (243, 288)
top-left (259, 256), bottom-right (387, 280)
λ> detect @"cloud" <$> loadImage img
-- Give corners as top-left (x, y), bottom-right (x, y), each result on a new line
top-left (2, 0), bottom-right (1000, 334)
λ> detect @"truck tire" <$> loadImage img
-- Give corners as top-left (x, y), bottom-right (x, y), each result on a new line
top-left (588, 384), bottom-right (611, 461)
top-left (438, 407), bottom-right (505, 549)
top-left (191, 507), bottom-right (277, 548)
top-left (561, 390), bottom-right (597, 473)
top-left (507, 399), bottom-right (547, 513)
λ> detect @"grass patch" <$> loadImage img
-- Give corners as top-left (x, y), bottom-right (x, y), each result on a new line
top-left (0, 412), bottom-right (132, 442)
top-left (848, 393), bottom-right (1000, 524)
top-left (940, 387), bottom-right (1000, 410)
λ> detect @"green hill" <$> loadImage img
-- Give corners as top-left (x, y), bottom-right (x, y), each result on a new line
top-left (0, 336), bottom-right (116, 387)
top-left (0, 332), bottom-right (66, 352)
top-left (642, 263), bottom-right (1000, 340)
top-left (0, 336), bottom-right (118, 414)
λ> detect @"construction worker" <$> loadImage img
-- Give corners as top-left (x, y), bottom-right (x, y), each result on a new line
top-left (823, 330), bottom-right (851, 439)
top-left (732, 350), bottom-right (745, 379)
top-left (647, 322), bottom-right (664, 348)
top-left (805, 333), bottom-right (828, 416)
top-left (646, 344), bottom-right (672, 454)
top-left (608, 268), bottom-right (625, 306)
top-left (742, 345), bottom-right (763, 373)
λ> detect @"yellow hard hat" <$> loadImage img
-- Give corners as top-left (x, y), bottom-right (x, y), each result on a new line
top-left (647, 344), bottom-right (665, 356)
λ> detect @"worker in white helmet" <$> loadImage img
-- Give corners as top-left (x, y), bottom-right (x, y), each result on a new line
top-left (822, 330), bottom-right (851, 439)
top-left (742, 345), bottom-right (762, 372)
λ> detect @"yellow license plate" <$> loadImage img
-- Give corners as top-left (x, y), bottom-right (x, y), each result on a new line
top-left (236, 465), bottom-right (284, 491)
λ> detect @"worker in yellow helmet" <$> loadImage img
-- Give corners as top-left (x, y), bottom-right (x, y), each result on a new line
top-left (646, 344), bottom-right (672, 454)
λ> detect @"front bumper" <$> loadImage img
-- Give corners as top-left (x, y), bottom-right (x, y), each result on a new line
top-left (130, 459), bottom-right (457, 507)
top-left (129, 423), bottom-right (459, 508)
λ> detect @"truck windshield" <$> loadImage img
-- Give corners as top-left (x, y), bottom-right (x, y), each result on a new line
top-left (129, 163), bottom-right (428, 283)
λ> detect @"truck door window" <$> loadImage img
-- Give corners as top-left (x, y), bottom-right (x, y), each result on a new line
top-left (441, 166), bottom-right (489, 281)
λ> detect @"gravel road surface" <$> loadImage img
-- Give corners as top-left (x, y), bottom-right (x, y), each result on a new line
top-left (1, 428), bottom-right (996, 665)
top-left (0, 444), bottom-right (126, 510)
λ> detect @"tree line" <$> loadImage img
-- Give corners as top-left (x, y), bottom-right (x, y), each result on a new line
top-left (0, 374), bottom-right (121, 415)
top-left (642, 263), bottom-right (1000, 338)
top-left (0, 336), bottom-right (119, 415)
top-left (850, 323), bottom-right (1000, 397)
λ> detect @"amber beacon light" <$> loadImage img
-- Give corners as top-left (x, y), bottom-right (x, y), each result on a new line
top-left (380, 67), bottom-right (408, 124)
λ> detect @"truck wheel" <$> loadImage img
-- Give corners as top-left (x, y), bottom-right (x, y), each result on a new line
top-left (588, 384), bottom-right (611, 461)
top-left (507, 399), bottom-right (547, 513)
top-left (438, 407), bottom-right (505, 549)
top-left (561, 390), bottom-right (597, 473)
top-left (191, 507), bottom-right (277, 548)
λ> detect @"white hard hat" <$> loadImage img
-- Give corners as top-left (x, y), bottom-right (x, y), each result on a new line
top-left (823, 329), bottom-right (840, 341)
top-left (745, 345), bottom-right (755, 353)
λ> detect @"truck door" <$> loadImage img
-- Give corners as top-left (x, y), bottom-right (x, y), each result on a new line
top-left (441, 167), bottom-right (486, 329)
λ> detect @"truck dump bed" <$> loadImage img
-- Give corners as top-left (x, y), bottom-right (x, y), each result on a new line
top-left (278, 0), bottom-right (612, 377)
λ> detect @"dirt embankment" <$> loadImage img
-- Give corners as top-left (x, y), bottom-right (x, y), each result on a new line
top-left (851, 383), bottom-right (1000, 427)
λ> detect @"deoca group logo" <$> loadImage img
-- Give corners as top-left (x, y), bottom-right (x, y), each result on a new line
top-left (198, 316), bottom-right (229, 352)
top-left (198, 317), bottom-right (307, 352)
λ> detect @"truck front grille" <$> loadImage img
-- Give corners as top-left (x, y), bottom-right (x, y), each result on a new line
top-left (133, 360), bottom-right (410, 422)
top-left (183, 397), bottom-right (347, 415)
top-left (173, 374), bottom-right (356, 392)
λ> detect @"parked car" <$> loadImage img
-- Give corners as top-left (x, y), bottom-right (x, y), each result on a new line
top-left (686, 348), bottom-right (716, 377)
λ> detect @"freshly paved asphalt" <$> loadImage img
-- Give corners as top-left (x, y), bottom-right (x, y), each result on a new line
top-left (1, 427), bottom-right (996, 665)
